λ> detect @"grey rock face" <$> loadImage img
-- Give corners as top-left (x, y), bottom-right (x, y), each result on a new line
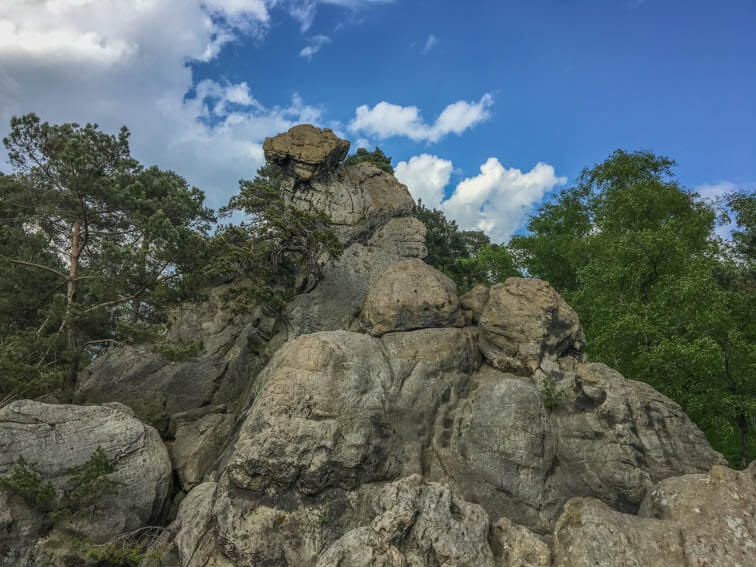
top-left (367, 217), bottom-right (428, 258)
top-left (554, 463), bottom-right (756, 566)
top-left (168, 406), bottom-right (235, 491)
top-left (76, 284), bottom-right (277, 434)
top-left (360, 258), bottom-right (465, 337)
top-left (553, 498), bottom-right (687, 566)
top-left (226, 331), bottom-right (398, 495)
top-left (285, 243), bottom-right (399, 338)
top-left (490, 516), bottom-right (551, 567)
top-left (429, 361), bottom-right (725, 533)
top-left (638, 463), bottom-right (756, 566)
top-left (460, 283), bottom-right (489, 323)
top-left (0, 401), bottom-right (171, 553)
top-left (288, 161), bottom-right (416, 245)
top-left (317, 475), bottom-right (495, 567)
top-left (263, 124), bottom-right (350, 182)
top-left (479, 278), bottom-right (585, 375)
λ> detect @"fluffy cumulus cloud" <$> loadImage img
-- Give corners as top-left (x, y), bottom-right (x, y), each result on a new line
top-left (0, 0), bottom-right (327, 209)
top-left (442, 158), bottom-right (566, 241)
top-left (349, 94), bottom-right (493, 143)
top-left (397, 153), bottom-right (566, 242)
top-left (394, 154), bottom-right (453, 209)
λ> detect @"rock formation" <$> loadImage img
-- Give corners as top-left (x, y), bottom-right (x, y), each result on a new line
top-left (1, 125), bottom-right (752, 566)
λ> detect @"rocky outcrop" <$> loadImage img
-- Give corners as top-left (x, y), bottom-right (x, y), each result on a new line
top-left (367, 216), bottom-right (428, 258)
top-left (479, 278), bottom-right (585, 375)
top-left (5, 124), bottom-right (745, 566)
top-left (263, 124), bottom-right (350, 182)
top-left (360, 258), bottom-right (465, 336)
top-left (0, 400), bottom-right (171, 564)
top-left (75, 283), bottom-right (281, 434)
top-left (317, 475), bottom-right (495, 567)
top-left (554, 464), bottom-right (756, 566)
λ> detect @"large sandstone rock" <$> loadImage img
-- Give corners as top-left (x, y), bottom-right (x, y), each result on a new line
top-left (263, 124), bottom-right (350, 182)
top-left (460, 283), bottom-right (489, 323)
top-left (226, 331), bottom-right (398, 495)
top-left (285, 243), bottom-right (399, 338)
top-left (76, 284), bottom-right (279, 434)
top-left (360, 258), bottom-right (465, 336)
top-left (553, 464), bottom-right (756, 566)
top-left (638, 463), bottom-right (756, 566)
top-left (490, 517), bottom-right (551, 567)
top-left (367, 216), bottom-right (428, 258)
top-left (553, 498), bottom-right (687, 566)
top-left (0, 400), bottom-right (171, 562)
top-left (317, 476), bottom-right (495, 567)
top-left (429, 361), bottom-right (725, 533)
top-left (478, 278), bottom-right (585, 375)
top-left (288, 162), bottom-right (416, 244)
top-left (168, 405), bottom-right (235, 491)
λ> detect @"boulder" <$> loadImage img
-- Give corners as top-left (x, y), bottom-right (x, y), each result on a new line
top-left (460, 283), bottom-right (489, 323)
top-left (638, 463), bottom-right (756, 566)
top-left (285, 243), bottom-right (399, 338)
top-left (360, 258), bottom-right (465, 336)
top-left (263, 124), bottom-right (350, 182)
top-left (479, 278), bottom-right (585, 375)
top-left (317, 475), bottom-right (495, 567)
top-left (0, 401), bottom-right (171, 546)
top-left (226, 331), bottom-right (398, 494)
top-left (554, 465), bottom-right (756, 566)
top-left (367, 216), bottom-right (428, 258)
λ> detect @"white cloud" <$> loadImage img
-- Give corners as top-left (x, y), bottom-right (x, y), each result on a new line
top-left (0, 0), bottom-right (326, 210)
top-left (299, 35), bottom-right (331, 60)
top-left (396, 152), bottom-right (566, 242)
top-left (285, 0), bottom-right (394, 32)
top-left (441, 157), bottom-right (565, 242)
top-left (694, 181), bottom-right (744, 241)
top-left (349, 94), bottom-right (493, 143)
top-left (422, 34), bottom-right (438, 53)
top-left (395, 154), bottom-right (452, 209)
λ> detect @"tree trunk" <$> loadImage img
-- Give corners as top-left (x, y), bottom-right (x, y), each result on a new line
top-left (63, 219), bottom-right (83, 391)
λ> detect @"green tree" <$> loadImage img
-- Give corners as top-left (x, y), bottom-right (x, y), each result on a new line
top-left (216, 162), bottom-right (342, 311)
top-left (0, 114), bottom-right (212, 398)
top-left (511, 149), bottom-right (754, 466)
top-left (343, 147), bottom-right (394, 173)
top-left (416, 203), bottom-right (519, 291)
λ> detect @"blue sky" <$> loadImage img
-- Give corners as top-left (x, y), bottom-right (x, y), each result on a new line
top-left (1, 0), bottom-right (754, 241)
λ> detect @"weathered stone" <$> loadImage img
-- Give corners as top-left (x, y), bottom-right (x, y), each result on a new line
top-left (460, 283), bottom-right (489, 323)
top-left (286, 243), bottom-right (399, 338)
top-left (429, 361), bottom-right (725, 533)
top-left (478, 278), bottom-right (585, 375)
top-left (263, 124), bottom-right (350, 182)
top-left (288, 161), bottom-right (416, 244)
top-left (317, 476), bottom-right (495, 567)
top-left (490, 516), bottom-right (551, 567)
top-left (553, 498), bottom-right (687, 566)
top-left (367, 216), bottom-right (427, 258)
top-left (169, 407), bottom-right (235, 491)
top-left (0, 400), bottom-right (171, 545)
top-left (76, 284), bottom-right (278, 434)
top-left (226, 331), bottom-right (398, 494)
top-left (639, 463), bottom-right (756, 566)
top-left (360, 258), bottom-right (464, 337)
top-left (381, 327), bottom-right (481, 475)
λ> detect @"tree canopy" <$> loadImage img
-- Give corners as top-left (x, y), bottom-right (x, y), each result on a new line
top-left (510, 150), bottom-right (754, 467)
